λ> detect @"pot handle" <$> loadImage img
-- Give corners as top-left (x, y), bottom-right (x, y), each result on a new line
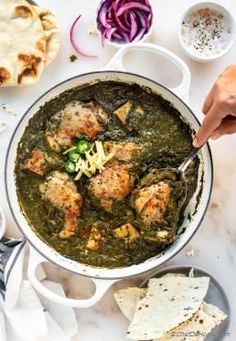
top-left (28, 246), bottom-right (116, 308)
top-left (105, 43), bottom-right (191, 102)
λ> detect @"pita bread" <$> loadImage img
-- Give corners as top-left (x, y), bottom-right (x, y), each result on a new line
top-left (127, 276), bottom-right (210, 340)
top-left (33, 6), bottom-right (60, 67)
top-left (0, 0), bottom-right (46, 86)
top-left (159, 302), bottom-right (227, 341)
top-left (114, 288), bottom-right (146, 321)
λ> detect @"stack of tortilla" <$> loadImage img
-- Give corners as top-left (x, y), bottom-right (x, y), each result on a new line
top-left (114, 273), bottom-right (227, 340)
top-left (0, 0), bottom-right (60, 87)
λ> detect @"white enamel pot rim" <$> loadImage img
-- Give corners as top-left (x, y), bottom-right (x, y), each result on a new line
top-left (5, 43), bottom-right (213, 307)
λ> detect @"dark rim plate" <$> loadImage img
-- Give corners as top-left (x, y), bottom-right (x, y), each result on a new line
top-left (140, 265), bottom-right (230, 341)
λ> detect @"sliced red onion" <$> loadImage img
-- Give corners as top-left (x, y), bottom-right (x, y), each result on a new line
top-left (113, 32), bottom-right (124, 41)
top-left (97, 0), bottom-right (152, 44)
top-left (112, 0), bottom-right (120, 12)
top-left (148, 12), bottom-right (153, 23)
top-left (133, 27), bottom-right (146, 42)
top-left (124, 11), bottom-right (131, 27)
top-left (138, 10), bottom-right (151, 29)
top-left (107, 19), bottom-right (113, 24)
top-left (70, 15), bottom-right (98, 58)
top-left (106, 27), bottom-right (117, 41)
top-left (101, 28), bottom-right (110, 47)
top-left (111, 9), bottom-right (130, 33)
top-left (130, 12), bottom-right (138, 41)
top-left (116, 2), bottom-right (151, 17)
top-left (120, 31), bottom-right (130, 43)
top-left (98, 1), bottom-right (112, 28)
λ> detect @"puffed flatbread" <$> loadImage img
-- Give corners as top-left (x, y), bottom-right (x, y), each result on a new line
top-left (33, 6), bottom-right (60, 67)
top-left (0, 0), bottom-right (46, 86)
top-left (127, 276), bottom-right (210, 340)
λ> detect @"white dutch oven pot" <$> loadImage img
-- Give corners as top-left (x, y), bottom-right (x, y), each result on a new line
top-left (5, 43), bottom-right (213, 307)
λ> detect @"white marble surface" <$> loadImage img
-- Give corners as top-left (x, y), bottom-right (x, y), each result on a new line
top-left (1, 0), bottom-right (236, 340)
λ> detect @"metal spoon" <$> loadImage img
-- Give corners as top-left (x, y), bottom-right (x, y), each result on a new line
top-left (158, 147), bottom-right (201, 206)
top-left (175, 146), bottom-right (201, 201)
top-left (177, 147), bottom-right (200, 175)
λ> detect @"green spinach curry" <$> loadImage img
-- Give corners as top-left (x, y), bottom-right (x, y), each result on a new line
top-left (15, 81), bottom-right (199, 268)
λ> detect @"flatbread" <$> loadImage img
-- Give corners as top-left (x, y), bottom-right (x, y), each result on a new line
top-left (115, 275), bottom-right (226, 341)
top-left (127, 276), bottom-right (210, 340)
top-left (162, 273), bottom-right (186, 278)
top-left (159, 302), bottom-right (227, 341)
top-left (33, 6), bottom-right (60, 67)
top-left (114, 288), bottom-right (146, 321)
top-left (0, 0), bottom-right (46, 86)
top-left (114, 274), bottom-right (184, 321)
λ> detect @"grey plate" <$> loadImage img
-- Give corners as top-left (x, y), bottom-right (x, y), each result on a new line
top-left (140, 265), bottom-right (230, 341)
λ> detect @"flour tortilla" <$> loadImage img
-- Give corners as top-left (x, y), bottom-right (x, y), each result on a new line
top-left (0, 0), bottom-right (46, 86)
top-left (158, 302), bottom-right (227, 341)
top-left (127, 276), bottom-right (210, 340)
top-left (114, 288), bottom-right (146, 321)
top-left (33, 6), bottom-right (60, 67)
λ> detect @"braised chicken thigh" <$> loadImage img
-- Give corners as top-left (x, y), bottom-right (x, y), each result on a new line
top-left (46, 101), bottom-right (107, 152)
top-left (39, 171), bottom-right (82, 239)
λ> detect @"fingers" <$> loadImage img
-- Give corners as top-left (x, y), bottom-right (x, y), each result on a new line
top-left (211, 117), bottom-right (236, 139)
top-left (202, 86), bottom-right (215, 114)
top-left (193, 101), bottom-right (224, 147)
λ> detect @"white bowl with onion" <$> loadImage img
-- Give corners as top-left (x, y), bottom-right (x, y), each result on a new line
top-left (96, 0), bottom-right (153, 48)
top-left (178, 2), bottom-right (236, 62)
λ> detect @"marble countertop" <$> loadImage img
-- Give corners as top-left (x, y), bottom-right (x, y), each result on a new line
top-left (1, 0), bottom-right (236, 340)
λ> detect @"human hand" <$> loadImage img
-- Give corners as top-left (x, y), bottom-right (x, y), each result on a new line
top-left (193, 64), bottom-right (236, 147)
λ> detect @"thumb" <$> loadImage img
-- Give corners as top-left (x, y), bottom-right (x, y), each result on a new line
top-left (211, 117), bottom-right (236, 139)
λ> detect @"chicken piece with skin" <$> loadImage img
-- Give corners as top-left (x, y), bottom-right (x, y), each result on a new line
top-left (133, 181), bottom-right (171, 224)
top-left (88, 141), bottom-right (142, 212)
top-left (39, 171), bottom-right (83, 239)
top-left (88, 162), bottom-right (134, 212)
top-left (23, 148), bottom-right (47, 176)
top-left (46, 101), bottom-right (108, 152)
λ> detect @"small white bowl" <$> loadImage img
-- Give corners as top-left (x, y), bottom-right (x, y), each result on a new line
top-left (178, 1), bottom-right (236, 62)
top-left (0, 205), bottom-right (6, 239)
top-left (96, 0), bottom-right (154, 49)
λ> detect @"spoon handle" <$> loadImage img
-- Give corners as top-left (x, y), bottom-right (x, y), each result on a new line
top-left (178, 147), bottom-right (201, 174)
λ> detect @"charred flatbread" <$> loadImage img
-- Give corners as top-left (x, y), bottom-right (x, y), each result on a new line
top-left (0, 0), bottom-right (60, 87)
top-left (0, 0), bottom-right (46, 86)
top-left (33, 5), bottom-right (60, 67)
